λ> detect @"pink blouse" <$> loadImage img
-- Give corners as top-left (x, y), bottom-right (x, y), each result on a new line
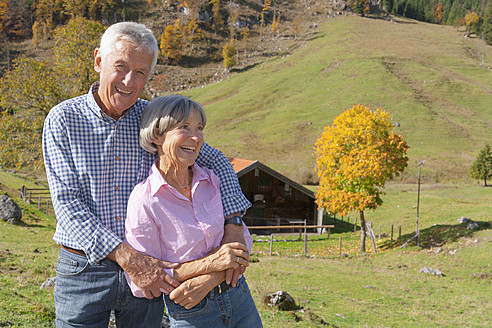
top-left (124, 162), bottom-right (252, 297)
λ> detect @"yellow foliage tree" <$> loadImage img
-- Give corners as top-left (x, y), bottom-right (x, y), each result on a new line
top-left (160, 18), bottom-right (185, 63)
top-left (315, 104), bottom-right (409, 252)
top-left (433, 2), bottom-right (444, 24)
top-left (464, 11), bottom-right (479, 35)
top-left (0, 17), bottom-right (104, 169)
top-left (222, 41), bottom-right (236, 69)
top-left (53, 17), bottom-right (104, 95)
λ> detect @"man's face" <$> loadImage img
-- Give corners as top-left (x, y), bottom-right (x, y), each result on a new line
top-left (94, 40), bottom-right (152, 120)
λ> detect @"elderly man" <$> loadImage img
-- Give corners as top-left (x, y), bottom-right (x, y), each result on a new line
top-left (43, 22), bottom-right (250, 328)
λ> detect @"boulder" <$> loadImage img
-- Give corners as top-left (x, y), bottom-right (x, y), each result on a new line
top-left (40, 277), bottom-right (56, 290)
top-left (264, 291), bottom-right (298, 311)
top-left (0, 195), bottom-right (22, 224)
top-left (457, 216), bottom-right (471, 224)
top-left (467, 222), bottom-right (480, 230)
top-left (419, 267), bottom-right (444, 277)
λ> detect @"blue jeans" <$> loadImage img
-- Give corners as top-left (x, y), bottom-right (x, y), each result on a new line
top-left (164, 276), bottom-right (262, 328)
top-left (54, 247), bottom-right (164, 328)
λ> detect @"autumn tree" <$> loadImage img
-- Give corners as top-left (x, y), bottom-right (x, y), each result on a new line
top-left (53, 17), bottom-right (104, 95)
top-left (469, 144), bottom-right (492, 186)
top-left (222, 41), bottom-right (236, 69)
top-left (433, 2), bottom-right (444, 24)
top-left (0, 17), bottom-right (104, 168)
top-left (210, 0), bottom-right (223, 34)
top-left (464, 11), bottom-right (479, 36)
top-left (315, 104), bottom-right (409, 252)
top-left (160, 18), bottom-right (185, 63)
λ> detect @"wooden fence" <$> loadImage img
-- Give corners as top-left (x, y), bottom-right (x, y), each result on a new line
top-left (248, 221), bottom-right (335, 256)
top-left (19, 185), bottom-right (54, 216)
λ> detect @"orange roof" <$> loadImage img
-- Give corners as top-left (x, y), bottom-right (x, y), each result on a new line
top-left (227, 157), bottom-right (255, 173)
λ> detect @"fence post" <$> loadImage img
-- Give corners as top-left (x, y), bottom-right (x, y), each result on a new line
top-left (378, 224), bottom-right (381, 240)
top-left (269, 234), bottom-right (274, 256)
top-left (354, 217), bottom-right (357, 233)
top-left (20, 186), bottom-right (26, 201)
top-left (304, 220), bottom-right (307, 256)
top-left (46, 200), bottom-right (50, 216)
top-left (391, 225), bottom-right (394, 242)
top-left (399, 226), bottom-right (401, 241)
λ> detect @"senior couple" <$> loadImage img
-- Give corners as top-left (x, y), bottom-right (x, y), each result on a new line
top-left (43, 22), bottom-right (262, 327)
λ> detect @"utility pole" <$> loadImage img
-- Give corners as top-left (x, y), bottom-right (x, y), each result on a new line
top-left (416, 160), bottom-right (425, 247)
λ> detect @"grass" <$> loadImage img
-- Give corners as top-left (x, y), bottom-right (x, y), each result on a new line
top-left (1, 167), bottom-right (490, 327)
top-left (1, 12), bottom-right (491, 328)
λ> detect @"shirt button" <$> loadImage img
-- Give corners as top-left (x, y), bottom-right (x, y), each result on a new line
top-left (116, 126), bottom-right (120, 130)
top-left (115, 186), bottom-right (119, 191)
top-left (116, 216), bottom-right (121, 220)
top-left (116, 156), bottom-right (120, 160)
top-left (194, 210), bottom-right (198, 215)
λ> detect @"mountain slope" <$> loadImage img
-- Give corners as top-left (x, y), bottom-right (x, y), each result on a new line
top-left (182, 15), bottom-right (492, 184)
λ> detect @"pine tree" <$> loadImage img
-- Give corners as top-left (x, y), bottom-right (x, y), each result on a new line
top-left (470, 145), bottom-right (492, 186)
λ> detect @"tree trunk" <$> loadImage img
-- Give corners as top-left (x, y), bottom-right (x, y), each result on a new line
top-left (359, 210), bottom-right (366, 252)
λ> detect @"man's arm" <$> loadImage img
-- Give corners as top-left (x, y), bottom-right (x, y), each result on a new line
top-left (43, 106), bottom-right (121, 264)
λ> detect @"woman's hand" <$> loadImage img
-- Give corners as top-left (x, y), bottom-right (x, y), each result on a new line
top-left (173, 242), bottom-right (249, 282)
top-left (169, 271), bottom-right (224, 309)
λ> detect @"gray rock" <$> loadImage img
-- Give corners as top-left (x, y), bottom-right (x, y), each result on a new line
top-left (40, 277), bottom-right (56, 290)
top-left (264, 291), bottom-right (297, 311)
top-left (419, 267), bottom-right (444, 277)
top-left (0, 195), bottom-right (22, 224)
top-left (457, 216), bottom-right (471, 224)
top-left (467, 222), bottom-right (480, 230)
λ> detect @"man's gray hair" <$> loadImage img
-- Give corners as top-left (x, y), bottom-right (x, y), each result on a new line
top-left (99, 22), bottom-right (159, 73)
top-left (140, 95), bottom-right (207, 154)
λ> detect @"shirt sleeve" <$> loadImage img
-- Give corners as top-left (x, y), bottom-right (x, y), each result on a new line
top-left (196, 142), bottom-right (251, 217)
top-left (43, 108), bottom-right (121, 264)
top-left (124, 187), bottom-right (170, 297)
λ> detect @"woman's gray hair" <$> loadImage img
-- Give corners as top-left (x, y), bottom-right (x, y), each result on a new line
top-left (99, 22), bottom-right (158, 74)
top-left (140, 95), bottom-right (207, 154)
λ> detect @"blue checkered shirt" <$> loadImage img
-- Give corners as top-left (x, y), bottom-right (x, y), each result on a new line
top-left (43, 83), bottom-right (251, 264)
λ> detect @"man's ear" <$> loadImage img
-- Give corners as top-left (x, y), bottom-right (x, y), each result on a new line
top-left (94, 48), bottom-right (102, 73)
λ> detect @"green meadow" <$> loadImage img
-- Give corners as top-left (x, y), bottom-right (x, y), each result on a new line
top-left (1, 14), bottom-right (491, 328)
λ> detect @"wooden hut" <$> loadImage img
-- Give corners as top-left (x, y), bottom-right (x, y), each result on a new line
top-left (228, 158), bottom-right (322, 231)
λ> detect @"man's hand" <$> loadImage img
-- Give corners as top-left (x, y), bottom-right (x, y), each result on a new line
top-left (221, 219), bottom-right (248, 287)
top-left (169, 272), bottom-right (224, 309)
top-left (108, 243), bottom-right (180, 299)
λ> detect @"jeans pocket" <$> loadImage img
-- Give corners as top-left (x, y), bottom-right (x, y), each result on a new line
top-left (56, 250), bottom-right (89, 276)
top-left (164, 295), bottom-right (210, 319)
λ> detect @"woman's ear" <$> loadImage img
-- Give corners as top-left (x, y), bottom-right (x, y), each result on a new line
top-left (152, 133), bottom-right (165, 146)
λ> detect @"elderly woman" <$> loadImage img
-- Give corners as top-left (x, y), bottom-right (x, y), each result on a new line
top-left (124, 95), bottom-right (263, 327)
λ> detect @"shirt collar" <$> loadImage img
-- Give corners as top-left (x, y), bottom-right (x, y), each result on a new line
top-left (149, 161), bottom-right (211, 197)
top-left (87, 82), bottom-right (136, 122)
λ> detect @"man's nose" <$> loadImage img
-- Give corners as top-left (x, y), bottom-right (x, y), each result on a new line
top-left (122, 71), bottom-right (135, 86)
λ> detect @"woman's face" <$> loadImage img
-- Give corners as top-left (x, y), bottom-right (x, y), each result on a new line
top-left (154, 109), bottom-right (204, 169)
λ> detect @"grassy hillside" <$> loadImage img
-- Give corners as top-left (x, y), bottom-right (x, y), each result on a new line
top-left (182, 15), bottom-right (492, 184)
